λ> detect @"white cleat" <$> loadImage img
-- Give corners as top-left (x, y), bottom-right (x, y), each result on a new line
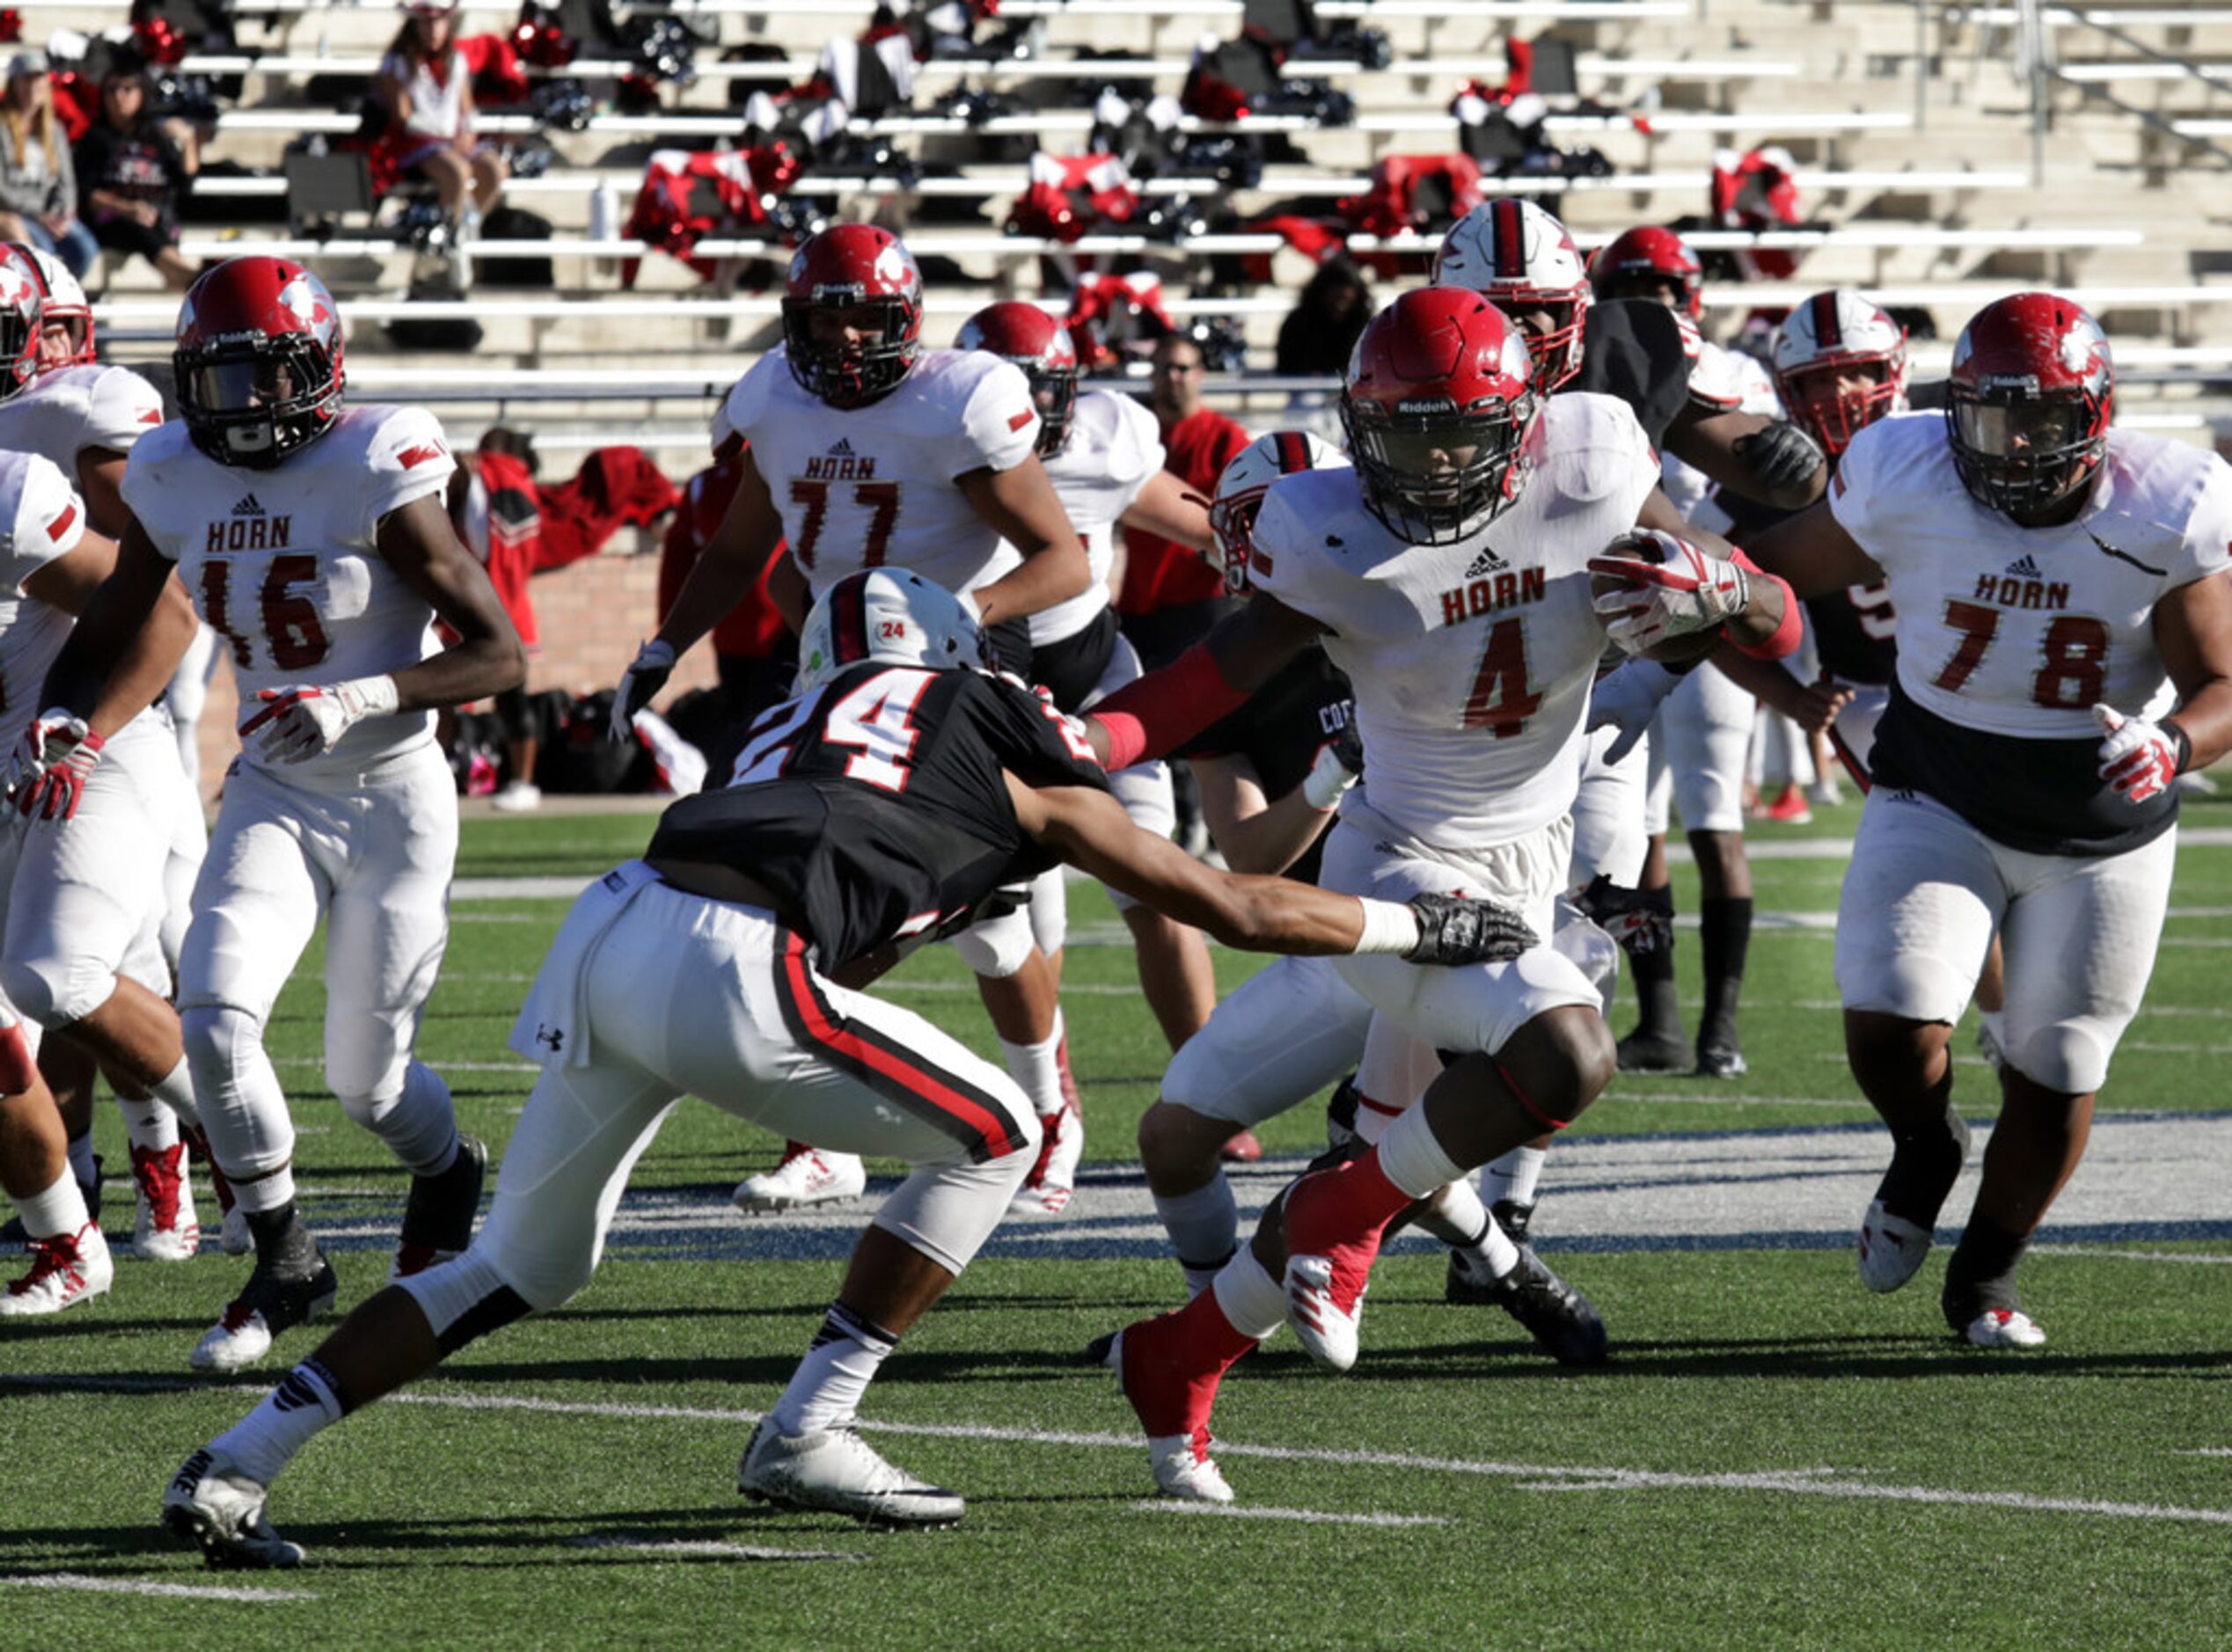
top-left (1284, 1253), bottom-right (1365, 1373)
top-left (190, 1254), bottom-right (339, 1372)
top-left (1008, 1099), bottom-right (1083, 1218)
top-left (1856, 1201), bottom-right (1935, 1295)
top-left (132, 1144), bottom-right (202, 1263)
top-left (737, 1421), bottom-right (963, 1529)
top-left (490, 780), bottom-right (543, 813)
top-left (1961, 1308), bottom-right (2046, 1349)
top-left (734, 1148), bottom-right (867, 1215)
top-left (1147, 1432), bottom-right (1234, 1504)
top-left (0, 1224), bottom-right (113, 1316)
top-left (162, 1449), bottom-right (305, 1569)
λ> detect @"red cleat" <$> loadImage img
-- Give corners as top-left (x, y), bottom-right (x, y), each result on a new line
top-left (1278, 1156), bottom-right (1406, 1371)
top-left (1099, 1296), bottom-right (1254, 1502)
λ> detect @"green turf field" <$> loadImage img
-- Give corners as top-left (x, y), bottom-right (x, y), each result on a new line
top-left (6, 794), bottom-right (2232, 1649)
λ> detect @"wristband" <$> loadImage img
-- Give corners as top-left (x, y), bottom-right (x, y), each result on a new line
top-left (1351, 897), bottom-right (1423, 957)
top-left (353, 675), bottom-right (402, 718)
top-left (2169, 720), bottom-right (2194, 776)
top-left (1731, 563), bottom-right (1804, 662)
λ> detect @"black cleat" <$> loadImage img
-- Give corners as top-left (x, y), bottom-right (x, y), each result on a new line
top-left (1490, 1197), bottom-right (1534, 1249)
top-left (1615, 1029), bottom-right (1690, 1075)
top-left (1694, 1041), bottom-right (1748, 1078)
top-left (1449, 1246), bottom-right (1610, 1366)
top-left (392, 1134), bottom-right (487, 1280)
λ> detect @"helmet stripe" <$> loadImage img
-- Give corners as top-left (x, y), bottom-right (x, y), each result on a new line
top-left (1811, 291), bottom-right (1841, 351)
top-left (1492, 200), bottom-right (1525, 280)
top-left (1275, 429), bottom-right (1311, 474)
top-left (831, 574), bottom-right (871, 668)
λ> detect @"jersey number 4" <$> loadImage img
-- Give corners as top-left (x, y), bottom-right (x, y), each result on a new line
top-left (1463, 618), bottom-right (1542, 738)
top-left (788, 479), bottom-right (902, 570)
top-left (1932, 600), bottom-right (2108, 708)
top-left (202, 556), bottom-right (332, 672)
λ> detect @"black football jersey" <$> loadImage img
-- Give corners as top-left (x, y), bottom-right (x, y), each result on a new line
top-left (1569, 300), bottom-right (1692, 447)
top-left (1711, 484), bottom-right (1899, 686)
top-left (647, 664), bottom-right (1109, 972)
top-left (1177, 650), bottom-right (1356, 886)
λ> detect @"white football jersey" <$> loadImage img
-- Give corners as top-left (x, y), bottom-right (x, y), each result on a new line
top-left (122, 406), bottom-right (457, 777)
top-left (1662, 341), bottom-right (1780, 520)
top-left (718, 347), bottom-right (1042, 602)
top-left (1249, 393), bottom-right (1659, 847)
top-left (1025, 387), bottom-right (1163, 647)
top-left (1830, 411), bottom-right (2232, 738)
top-left (0, 364), bottom-right (165, 479)
top-left (0, 451), bottom-right (88, 749)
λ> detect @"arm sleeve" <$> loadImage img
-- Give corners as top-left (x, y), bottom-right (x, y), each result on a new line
top-left (1241, 480), bottom-right (1324, 620)
top-left (2168, 457), bottom-right (2232, 593)
top-left (714, 357), bottom-right (774, 454)
top-left (952, 357), bottom-right (1041, 477)
top-left (117, 440), bottom-right (182, 563)
top-left (6, 456), bottom-right (88, 596)
top-left (1826, 413), bottom-right (1897, 566)
top-left (359, 406), bottom-right (459, 544)
top-left (1104, 393), bottom-right (1166, 518)
top-left (83, 369), bottom-right (165, 455)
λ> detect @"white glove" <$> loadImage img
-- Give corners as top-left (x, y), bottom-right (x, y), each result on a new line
top-left (7, 709), bottom-right (101, 822)
top-left (1303, 720), bottom-right (1364, 812)
top-left (239, 676), bottom-right (399, 764)
top-left (1589, 530), bottom-right (1752, 657)
top-left (2093, 702), bottom-right (2185, 805)
top-left (611, 639), bottom-right (677, 742)
top-left (1585, 659), bottom-right (1683, 764)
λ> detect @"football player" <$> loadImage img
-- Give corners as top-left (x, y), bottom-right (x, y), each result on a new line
top-left (1740, 292), bottom-right (2232, 1348)
top-left (1082, 288), bottom-right (1804, 1498)
top-left (615, 225), bottom-right (1096, 1217)
top-left (0, 244), bottom-right (215, 1252)
top-left (161, 567), bottom-right (1539, 1563)
top-left (40, 257), bottom-right (524, 1369)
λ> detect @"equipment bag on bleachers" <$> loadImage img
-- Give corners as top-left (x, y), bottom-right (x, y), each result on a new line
top-left (477, 206), bottom-right (557, 287)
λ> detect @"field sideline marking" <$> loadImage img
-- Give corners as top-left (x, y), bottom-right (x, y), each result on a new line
top-left (12, 1378), bottom-right (2232, 1529)
top-left (571, 1536), bottom-right (867, 1562)
top-left (1131, 1502), bottom-right (1449, 1527)
top-left (1, 1573), bottom-right (311, 1602)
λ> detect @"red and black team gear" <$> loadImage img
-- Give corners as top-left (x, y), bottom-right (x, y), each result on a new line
top-left (1945, 291), bottom-right (2115, 516)
top-left (173, 256), bottom-right (348, 470)
top-left (779, 223), bottom-right (926, 411)
top-left (647, 665), bottom-right (1109, 978)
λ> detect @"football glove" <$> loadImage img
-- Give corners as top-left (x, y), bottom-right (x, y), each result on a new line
top-left (238, 676), bottom-right (400, 764)
top-left (8, 710), bottom-right (101, 822)
top-left (1732, 420), bottom-right (1826, 496)
top-left (1403, 893), bottom-right (1539, 967)
top-left (2093, 702), bottom-right (2187, 805)
top-left (611, 639), bottom-right (677, 742)
top-left (1589, 530), bottom-right (1752, 657)
top-left (1303, 719), bottom-right (1365, 812)
top-left (1570, 873), bottom-right (1674, 955)
top-left (1585, 659), bottom-right (1683, 764)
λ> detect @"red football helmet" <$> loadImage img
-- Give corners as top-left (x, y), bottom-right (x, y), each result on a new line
top-left (1591, 226), bottom-right (1705, 320)
top-left (174, 256), bottom-right (346, 469)
top-left (1946, 291), bottom-right (2113, 517)
top-left (955, 301), bottom-right (1078, 457)
top-left (1771, 289), bottom-right (1909, 459)
top-left (1340, 288), bottom-right (1540, 545)
top-left (781, 224), bottom-right (925, 410)
top-left (1431, 198), bottom-right (1592, 397)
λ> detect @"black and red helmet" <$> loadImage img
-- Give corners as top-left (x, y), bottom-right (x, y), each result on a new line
top-left (1945, 291), bottom-right (2114, 517)
top-left (1340, 287), bottom-right (1540, 545)
top-left (1431, 199), bottom-right (1592, 397)
top-left (174, 256), bottom-right (346, 469)
top-left (1590, 225), bottom-right (1705, 320)
top-left (955, 301), bottom-right (1078, 457)
top-left (780, 223), bottom-right (925, 410)
top-left (1771, 289), bottom-right (1909, 459)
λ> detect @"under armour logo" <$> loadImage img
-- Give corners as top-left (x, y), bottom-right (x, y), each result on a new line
top-left (535, 1024), bottom-right (564, 1052)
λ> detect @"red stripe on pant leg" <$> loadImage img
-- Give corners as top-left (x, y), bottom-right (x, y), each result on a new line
top-left (781, 939), bottom-right (1023, 1159)
top-left (1826, 720), bottom-right (1872, 794)
top-left (1356, 1092), bottom-right (1404, 1117)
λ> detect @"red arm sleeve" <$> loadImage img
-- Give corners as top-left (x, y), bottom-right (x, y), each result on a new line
top-left (1089, 642), bottom-right (1252, 771)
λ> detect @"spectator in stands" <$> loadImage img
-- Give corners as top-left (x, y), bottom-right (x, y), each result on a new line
top-left (1275, 255), bottom-right (1372, 376)
top-left (377, 0), bottom-right (509, 248)
top-left (73, 63), bottom-right (198, 292)
top-left (0, 54), bottom-right (96, 278)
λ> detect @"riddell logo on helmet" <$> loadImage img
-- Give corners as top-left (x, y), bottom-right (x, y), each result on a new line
top-left (1978, 374), bottom-right (2042, 392)
top-left (1395, 397), bottom-right (1459, 415)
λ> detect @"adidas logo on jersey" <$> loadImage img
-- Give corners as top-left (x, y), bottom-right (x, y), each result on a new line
top-left (232, 493), bottom-right (265, 517)
top-left (1464, 545), bottom-right (1508, 578)
top-left (2002, 553), bottom-right (2045, 581)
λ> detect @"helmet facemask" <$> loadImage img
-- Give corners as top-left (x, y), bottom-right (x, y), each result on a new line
top-left (177, 332), bottom-right (341, 469)
top-left (782, 296), bottom-right (921, 411)
top-left (1946, 389), bottom-right (2106, 517)
top-left (1342, 392), bottom-right (1537, 546)
top-left (1780, 359), bottom-right (1903, 459)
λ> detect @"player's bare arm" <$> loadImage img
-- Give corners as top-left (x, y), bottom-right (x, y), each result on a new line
top-left (1709, 643), bottom-right (1855, 733)
top-left (1666, 403), bottom-right (1828, 512)
top-left (1738, 496), bottom-right (1887, 600)
top-left (1193, 751), bottom-right (1342, 877)
top-left (373, 491), bottom-right (527, 712)
top-left (769, 550), bottom-right (810, 632)
top-left (2151, 568), bottom-right (2232, 771)
top-left (37, 520), bottom-right (198, 737)
top-left (1081, 589), bottom-right (1326, 769)
top-left (654, 443), bottom-right (785, 657)
top-left (1118, 469), bottom-right (1215, 554)
top-left (74, 448), bottom-right (133, 540)
top-left (955, 455), bottom-right (1090, 625)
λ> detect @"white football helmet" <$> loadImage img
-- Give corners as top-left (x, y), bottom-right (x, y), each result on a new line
top-left (1209, 428), bottom-right (1345, 594)
top-left (0, 243), bottom-right (93, 386)
top-left (796, 568), bottom-right (989, 692)
top-left (1771, 289), bottom-right (1908, 459)
top-left (1431, 198), bottom-right (1592, 397)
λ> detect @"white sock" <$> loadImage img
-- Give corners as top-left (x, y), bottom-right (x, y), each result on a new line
top-left (15, 1168), bottom-right (90, 1239)
top-left (1376, 1101), bottom-right (1466, 1202)
top-left (210, 1357), bottom-right (345, 1484)
top-left (770, 1303), bottom-right (897, 1436)
top-left (150, 1057), bottom-right (201, 1131)
top-left (118, 1097), bottom-right (180, 1154)
top-left (233, 1165), bottom-right (297, 1215)
top-left (1000, 1024), bottom-right (1066, 1119)
top-left (1152, 1174), bottom-right (1238, 1290)
top-left (1479, 1144), bottom-right (1548, 1211)
top-left (346, 1063), bottom-right (460, 1177)
top-left (65, 1132), bottom-right (96, 1189)
top-left (1211, 1246), bottom-right (1289, 1341)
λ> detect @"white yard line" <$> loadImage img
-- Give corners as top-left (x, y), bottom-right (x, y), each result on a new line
top-left (1, 1573), bottom-right (311, 1602)
top-left (570, 1536), bottom-right (867, 1562)
top-left (1131, 1502), bottom-right (1448, 1527)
